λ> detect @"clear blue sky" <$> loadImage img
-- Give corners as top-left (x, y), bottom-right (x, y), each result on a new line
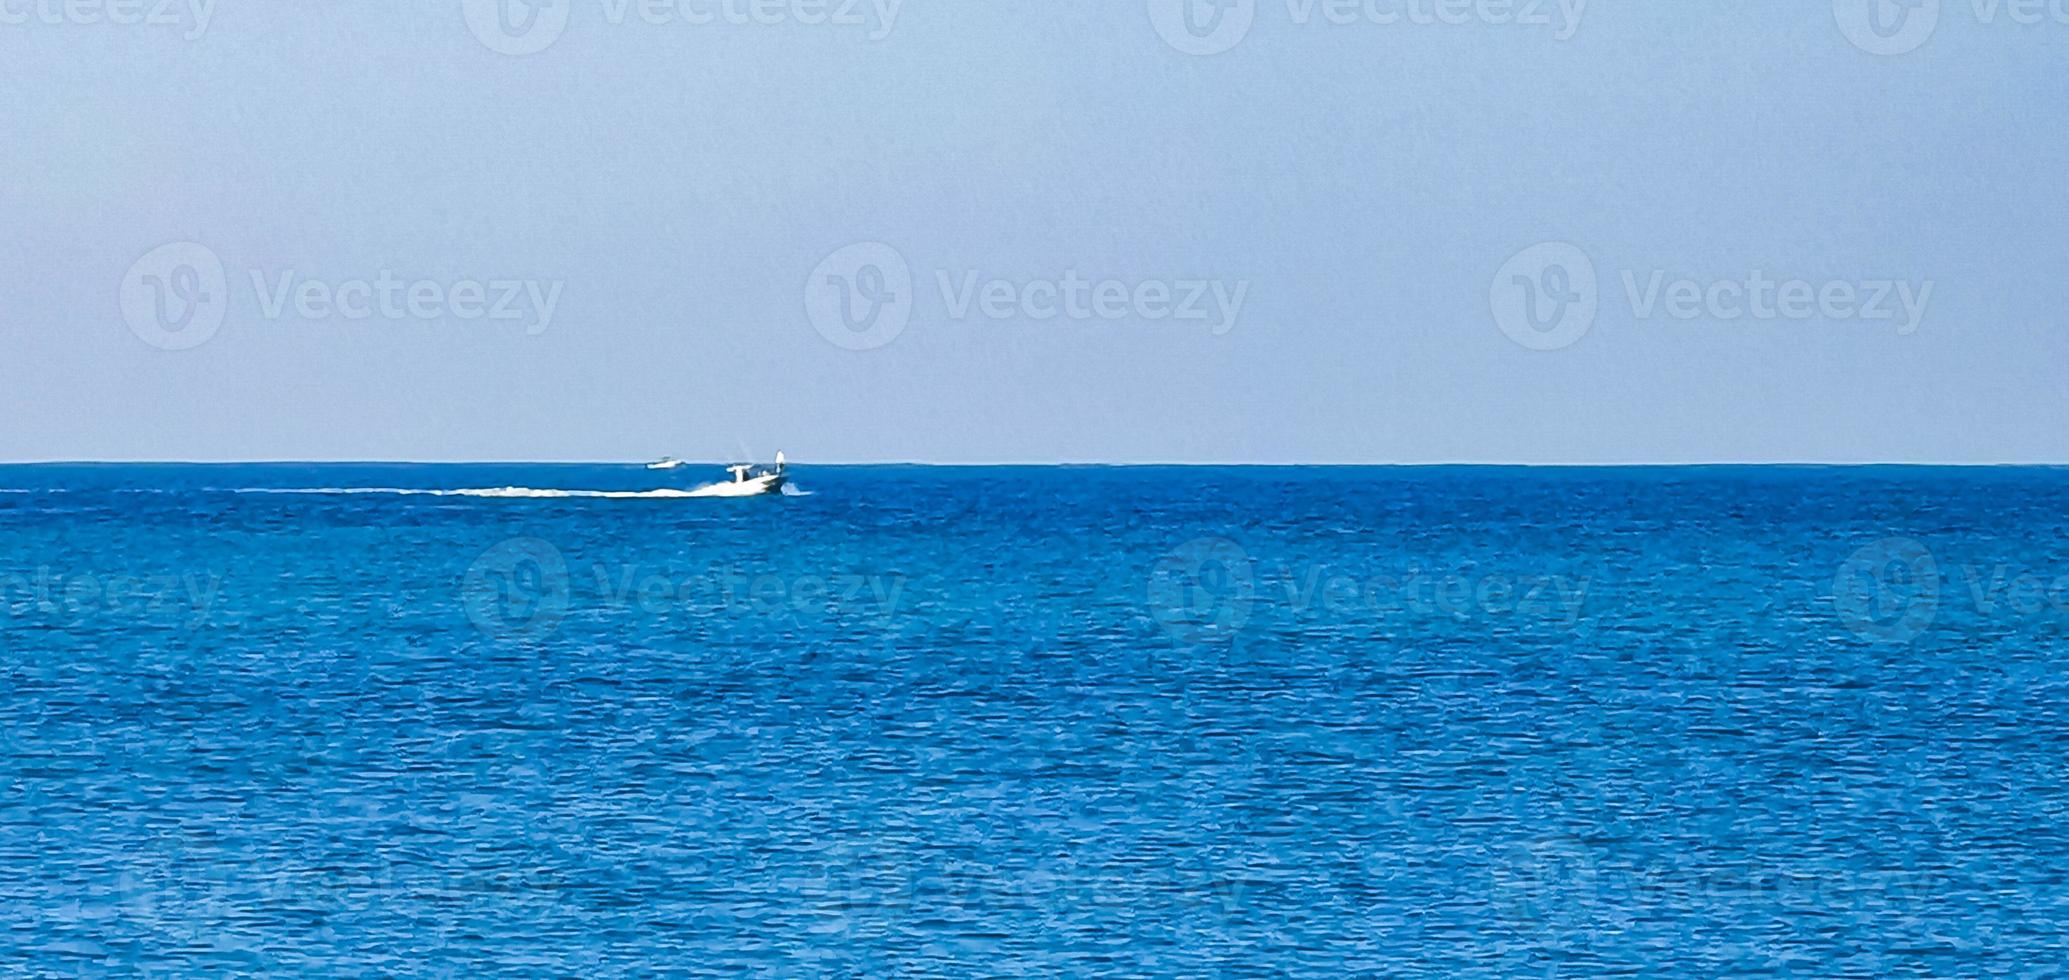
top-left (5, 1), bottom-right (2066, 463)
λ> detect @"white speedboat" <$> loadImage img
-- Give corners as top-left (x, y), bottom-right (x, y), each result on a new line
top-left (646, 457), bottom-right (690, 470)
top-left (687, 452), bottom-right (788, 497)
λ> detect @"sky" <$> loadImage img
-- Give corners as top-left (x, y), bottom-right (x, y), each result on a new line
top-left (4, 0), bottom-right (2066, 464)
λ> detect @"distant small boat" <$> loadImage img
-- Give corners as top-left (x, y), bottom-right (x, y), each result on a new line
top-left (646, 457), bottom-right (690, 470)
top-left (688, 452), bottom-right (788, 497)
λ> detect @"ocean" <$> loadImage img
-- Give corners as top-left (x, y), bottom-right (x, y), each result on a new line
top-left (2, 464), bottom-right (2066, 976)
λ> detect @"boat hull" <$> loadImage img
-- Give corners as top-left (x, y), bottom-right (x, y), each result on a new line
top-left (687, 474), bottom-right (787, 497)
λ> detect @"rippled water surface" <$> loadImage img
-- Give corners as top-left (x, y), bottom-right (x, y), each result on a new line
top-left (3, 464), bottom-right (2067, 976)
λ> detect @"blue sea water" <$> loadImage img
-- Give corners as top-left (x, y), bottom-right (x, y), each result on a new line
top-left (2, 464), bottom-right (2068, 976)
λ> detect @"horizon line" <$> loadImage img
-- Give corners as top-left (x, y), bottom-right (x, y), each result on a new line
top-left (4, 459), bottom-right (2068, 468)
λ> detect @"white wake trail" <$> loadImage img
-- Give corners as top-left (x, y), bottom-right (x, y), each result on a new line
top-left (236, 483), bottom-right (810, 499)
